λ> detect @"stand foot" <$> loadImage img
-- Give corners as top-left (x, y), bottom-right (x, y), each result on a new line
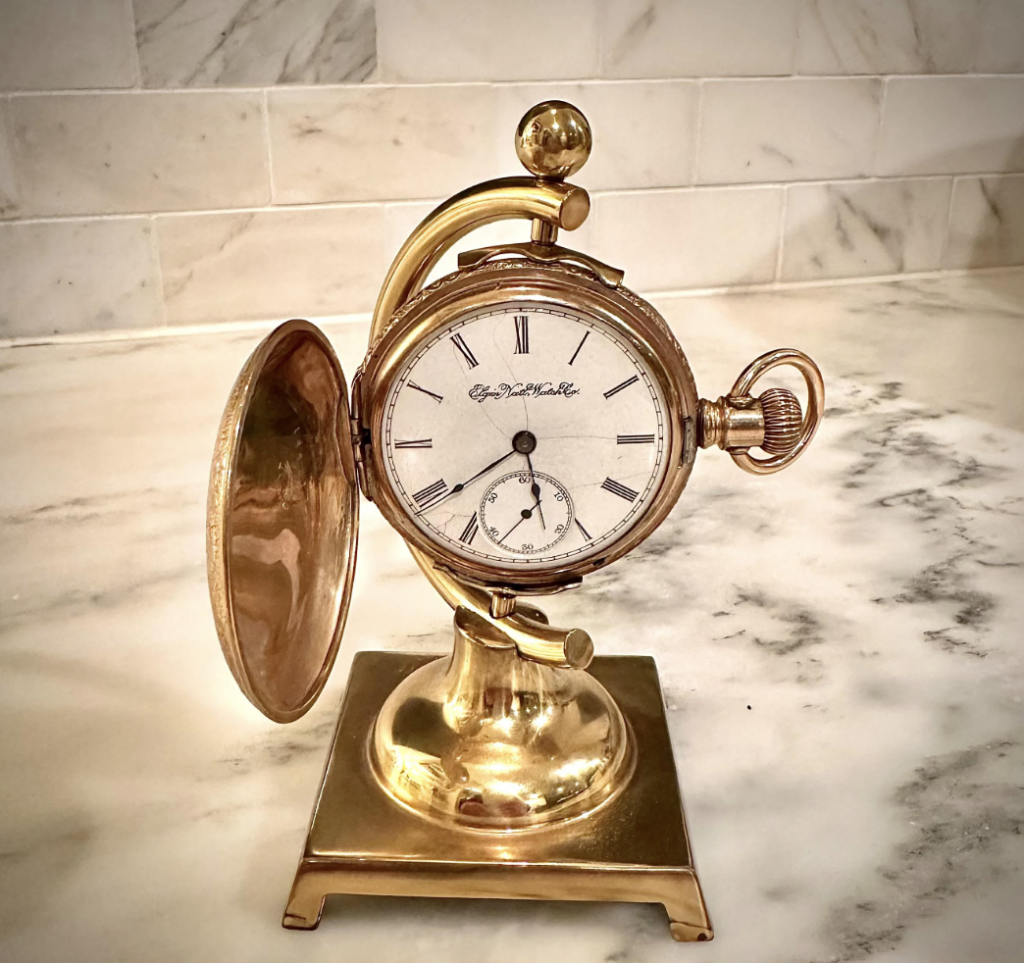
top-left (283, 653), bottom-right (713, 942)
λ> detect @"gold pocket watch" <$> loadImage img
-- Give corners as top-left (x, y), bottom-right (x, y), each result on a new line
top-left (207, 102), bottom-right (823, 940)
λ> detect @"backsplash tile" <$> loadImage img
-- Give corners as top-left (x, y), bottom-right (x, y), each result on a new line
top-left (0, 0), bottom-right (137, 91)
top-left (781, 178), bottom-right (952, 281)
top-left (0, 218), bottom-right (162, 338)
top-left (590, 187), bottom-right (783, 290)
top-left (496, 82), bottom-right (698, 190)
top-left (0, 100), bottom-right (19, 219)
top-left (156, 205), bottom-right (387, 324)
top-left (10, 92), bottom-right (269, 216)
top-left (133, 0), bottom-right (376, 88)
top-left (796, 0), bottom-right (981, 75)
top-left (698, 79), bottom-right (882, 185)
top-left (877, 77), bottom-right (1024, 176)
top-left (2, 1), bottom-right (1023, 337)
top-left (974, 0), bottom-right (1024, 73)
top-left (601, 0), bottom-right (799, 78)
top-left (376, 0), bottom-right (600, 82)
top-left (268, 84), bottom-right (499, 204)
top-left (945, 174), bottom-right (1024, 269)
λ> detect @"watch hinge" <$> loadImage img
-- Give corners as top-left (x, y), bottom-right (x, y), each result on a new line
top-left (349, 372), bottom-right (375, 502)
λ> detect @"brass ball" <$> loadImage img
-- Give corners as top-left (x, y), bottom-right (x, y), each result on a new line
top-left (515, 101), bottom-right (592, 180)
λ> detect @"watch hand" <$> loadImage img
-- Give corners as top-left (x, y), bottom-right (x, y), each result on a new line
top-left (525, 452), bottom-right (546, 530)
top-left (415, 448), bottom-right (517, 515)
top-left (500, 493), bottom-right (543, 543)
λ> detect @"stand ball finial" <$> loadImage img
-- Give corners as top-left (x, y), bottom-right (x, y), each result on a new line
top-left (515, 101), bottom-right (592, 180)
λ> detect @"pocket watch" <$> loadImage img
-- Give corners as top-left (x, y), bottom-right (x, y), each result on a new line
top-left (206, 101), bottom-right (824, 940)
top-left (207, 100), bottom-right (824, 723)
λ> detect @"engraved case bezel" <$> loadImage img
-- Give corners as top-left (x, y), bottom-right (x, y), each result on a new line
top-left (357, 259), bottom-right (699, 592)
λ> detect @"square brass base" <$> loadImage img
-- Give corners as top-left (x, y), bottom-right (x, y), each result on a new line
top-left (283, 652), bottom-right (713, 942)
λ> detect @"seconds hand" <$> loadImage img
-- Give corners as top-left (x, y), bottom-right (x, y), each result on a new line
top-left (500, 491), bottom-right (544, 543)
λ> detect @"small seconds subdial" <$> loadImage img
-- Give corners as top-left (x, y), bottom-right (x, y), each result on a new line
top-left (480, 471), bottom-right (573, 555)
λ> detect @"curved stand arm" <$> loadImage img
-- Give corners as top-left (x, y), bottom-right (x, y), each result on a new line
top-left (369, 174), bottom-right (594, 668)
top-left (370, 176), bottom-right (590, 342)
top-left (408, 544), bottom-right (593, 670)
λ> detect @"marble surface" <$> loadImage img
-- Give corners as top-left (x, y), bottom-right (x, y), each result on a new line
top-left (601, 0), bottom-right (799, 79)
top-left (876, 77), bottom-right (1024, 178)
top-left (697, 79), bottom-right (882, 185)
top-left (796, 0), bottom-right (981, 75)
top-left (8, 92), bottom-right (268, 217)
top-left (2, 272), bottom-right (1024, 961)
top-left (946, 175), bottom-right (1024, 271)
top-left (134, 0), bottom-right (376, 87)
top-left (781, 179), bottom-right (952, 282)
top-left (0, 0), bottom-right (137, 91)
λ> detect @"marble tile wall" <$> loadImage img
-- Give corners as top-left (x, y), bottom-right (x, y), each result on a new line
top-left (0, 0), bottom-right (1022, 337)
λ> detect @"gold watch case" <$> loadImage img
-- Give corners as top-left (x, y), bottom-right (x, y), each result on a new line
top-left (356, 257), bottom-right (699, 593)
top-left (207, 320), bottom-right (359, 723)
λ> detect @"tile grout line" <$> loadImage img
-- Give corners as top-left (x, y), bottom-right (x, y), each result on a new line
top-left (147, 213), bottom-right (169, 329)
top-left (122, 0), bottom-right (143, 90)
top-left (5, 265), bottom-right (1024, 350)
top-left (261, 88), bottom-right (277, 206)
top-left (774, 186), bottom-right (789, 282)
top-left (871, 75), bottom-right (890, 177)
top-left (2, 73), bottom-right (1024, 97)
top-left (940, 175), bottom-right (961, 270)
top-left (7, 173), bottom-right (1018, 227)
top-left (691, 80), bottom-right (705, 188)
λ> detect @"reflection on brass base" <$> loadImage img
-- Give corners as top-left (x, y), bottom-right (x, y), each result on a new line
top-left (283, 652), bottom-right (713, 942)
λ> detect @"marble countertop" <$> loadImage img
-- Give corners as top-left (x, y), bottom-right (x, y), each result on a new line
top-left (2, 271), bottom-right (1023, 963)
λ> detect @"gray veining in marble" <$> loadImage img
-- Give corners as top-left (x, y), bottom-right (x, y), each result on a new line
top-left (797, 0), bottom-right (982, 75)
top-left (134, 0), bottom-right (376, 87)
top-left (1, 273), bottom-right (1024, 960)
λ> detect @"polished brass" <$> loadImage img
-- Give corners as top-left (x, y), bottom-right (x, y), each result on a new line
top-left (370, 608), bottom-right (632, 829)
top-left (207, 320), bottom-right (358, 723)
top-left (697, 348), bottom-right (824, 476)
top-left (514, 100), bottom-right (593, 180)
top-left (409, 547), bottom-right (592, 671)
top-left (457, 240), bottom-right (625, 288)
top-left (358, 259), bottom-right (699, 593)
top-left (283, 650), bottom-right (712, 942)
top-left (207, 100), bottom-right (827, 943)
top-left (759, 387), bottom-right (804, 454)
top-left (531, 218), bottom-right (558, 244)
top-left (370, 178), bottom-right (590, 345)
top-left (698, 394), bottom-right (766, 451)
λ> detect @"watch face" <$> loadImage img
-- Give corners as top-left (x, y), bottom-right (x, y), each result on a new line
top-left (380, 301), bottom-right (670, 573)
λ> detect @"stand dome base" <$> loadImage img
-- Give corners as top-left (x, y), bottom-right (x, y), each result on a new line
top-left (284, 651), bottom-right (713, 943)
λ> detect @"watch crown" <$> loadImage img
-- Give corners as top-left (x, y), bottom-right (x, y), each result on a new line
top-left (758, 387), bottom-right (803, 455)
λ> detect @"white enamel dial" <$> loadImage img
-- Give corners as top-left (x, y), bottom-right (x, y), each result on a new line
top-left (381, 302), bottom-right (669, 572)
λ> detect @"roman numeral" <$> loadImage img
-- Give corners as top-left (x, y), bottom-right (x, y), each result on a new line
top-left (568, 330), bottom-right (589, 366)
top-left (408, 381), bottom-right (443, 403)
top-left (395, 439), bottom-right (432, 449)
top-left (575, 519), bottom-right (593, 541)
top-left (514, 315), bottom-right (529, 354)
top-left (459, 512), bottom-right (479, 545)
top-left (450, 333), bottom-right (479, 369)
top-left (604, 375), bottom-right (639, 399)
top-left (617, 434), bottom-right (655, 445)
top-left (412, 479), bottom-right (448, 508)
top-left (601, 477), bottom-right (639, 502)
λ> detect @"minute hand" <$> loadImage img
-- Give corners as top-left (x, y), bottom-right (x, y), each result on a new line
top-left (415, 448), bottom-right (517, 514)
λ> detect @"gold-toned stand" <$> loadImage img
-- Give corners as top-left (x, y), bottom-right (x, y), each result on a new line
top-left (208, 102), bottom-right (824, 945)
top-left (283, 650), bottom-right (713, 942)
